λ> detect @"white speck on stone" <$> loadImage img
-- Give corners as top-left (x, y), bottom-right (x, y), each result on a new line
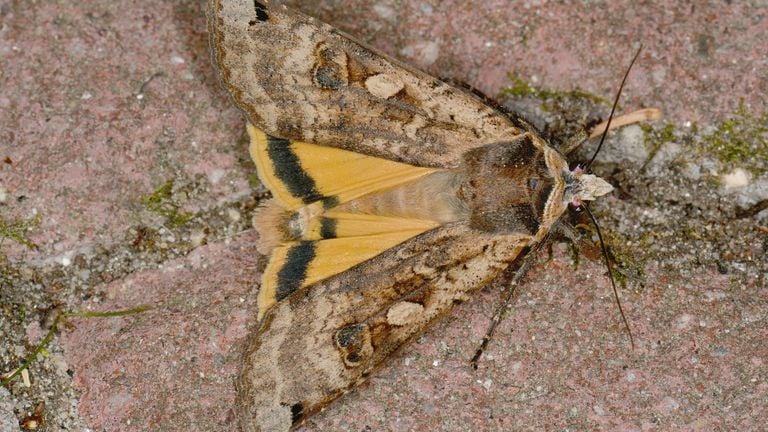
top-left (373, 4), bottom-right (396, 20)
top-left (626, 371), bottom-right (637, 382)
top-left (0, 186), bottom-right (7, 203)
top-left (61, 256), bottom-right (71, 266)
top-left (721, 168), bottom-right (749, 189)
top-left (651, 66), bottom-right (667, 83)
top-left (190, 229), bottom-right (206, 247)
top-left (675, 313), bottom-right (694, 330)
top-left (171, 55), bottom-right (185, 65)
top-left (662, 396), bottom-right (680, 411)
top-left (404, 357), bottom-right (412, 367)
top-left (432, 360), bottom-right (440, 367)
top-left (400, 41), bottom-right (440, 67)
top-left (208, 168), bottom-right (226, 185)
top-left (136, 93), bottom-right (144, 100)
top-left (593, 404), bottom-right (606, 416)
top-left (80, 92), bottom-right (93, 100)
top-left (482, 378), bottom-right (493, 390)
top-left (684, 121), bottom-right (692, 128)
top-left (227, 208), bottom-right (241, 223)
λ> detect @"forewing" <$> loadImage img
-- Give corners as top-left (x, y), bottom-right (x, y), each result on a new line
top-left (237, 223), bottom-right (531, 432)
top-left (208, 0), bottom-right (526, 168)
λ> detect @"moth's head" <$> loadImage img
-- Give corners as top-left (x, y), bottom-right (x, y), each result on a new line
top-left (538, 141), bottom-right (613, 235)
top-left (562, 165), bottom-right (614, 207)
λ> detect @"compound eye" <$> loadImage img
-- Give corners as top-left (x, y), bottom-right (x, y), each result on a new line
top-left (528, 178), bottom-right (539, 190)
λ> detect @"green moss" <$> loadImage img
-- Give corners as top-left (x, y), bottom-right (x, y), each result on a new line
top-left (140, 180), bottom-right (194, 227)
top-left (701, 103), bottom-right (768, 175)
top-left (247, 172), bottom-right (262, 189)
top-left (658, 123), bottom-right (676, 143)
top-left (499, 73), bottom-right (608, 105)
top-left (1, 305), bottom-right (152, 388)
top-left (0, 213), bottom-right (41, 251)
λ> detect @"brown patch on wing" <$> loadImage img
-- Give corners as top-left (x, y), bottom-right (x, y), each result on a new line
top-left (311, 42), bottom-right (349, 90)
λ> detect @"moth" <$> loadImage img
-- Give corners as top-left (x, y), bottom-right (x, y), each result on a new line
top-left (207, 1), bottom-right (654, 431)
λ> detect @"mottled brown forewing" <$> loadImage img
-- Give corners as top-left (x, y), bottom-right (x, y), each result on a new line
top-left (207, 0), bottom-right (527, 168)
top-left (238, 224), bottom-right (529, 431)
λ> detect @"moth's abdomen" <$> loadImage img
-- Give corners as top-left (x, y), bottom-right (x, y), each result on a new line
top-left (332, 170), bottom-right (469, 223)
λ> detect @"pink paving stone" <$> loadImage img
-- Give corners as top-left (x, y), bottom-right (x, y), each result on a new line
top-left (1, 0), bottom-right (765, 431)
top-left (62, 233), bottom-right (261, 431)
top-left (1, 1), bottom-right (249, 262)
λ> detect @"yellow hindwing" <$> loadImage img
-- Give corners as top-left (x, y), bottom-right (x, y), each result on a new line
top-left (248, 123), bottom-right (449, 319)
top-left (248, 123), bottom-right (437, 210)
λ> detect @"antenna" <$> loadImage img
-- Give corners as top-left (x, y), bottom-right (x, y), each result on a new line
top-left (585, 45), bottom-right (643, 170)
top-left (583, 204), bottom-right (635, 349)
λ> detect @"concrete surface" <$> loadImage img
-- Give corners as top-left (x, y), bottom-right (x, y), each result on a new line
top-left (1, 0), bottom-right (765, 431)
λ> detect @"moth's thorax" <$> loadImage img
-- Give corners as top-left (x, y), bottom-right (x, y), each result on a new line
top-left (457, 133), bottom-right (569, 239)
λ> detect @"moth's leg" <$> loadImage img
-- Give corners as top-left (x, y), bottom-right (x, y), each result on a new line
top-left (471, 240), bottom-right (546, 369)
top-left (561, 129), bottom-right (589, 157)
top-left (552, 221), bottom-right (592, 270)
top-left (556, 221), bottom-right (643, 288)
